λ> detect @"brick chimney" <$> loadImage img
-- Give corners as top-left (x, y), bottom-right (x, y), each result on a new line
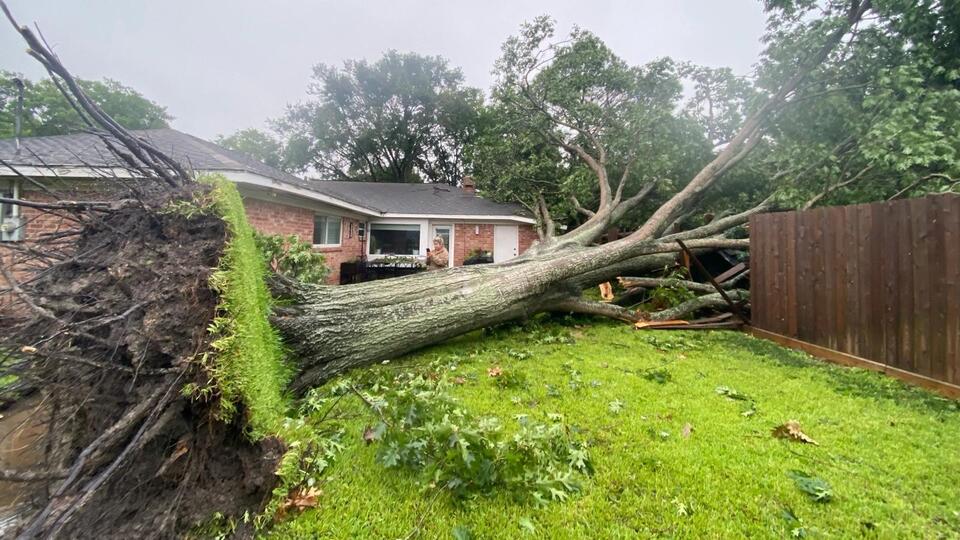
top-left (461, 176), bottom-right (476, 194)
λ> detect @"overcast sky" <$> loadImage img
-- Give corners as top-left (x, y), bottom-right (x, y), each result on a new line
top-left (2, 1), bottom-right (768, 140)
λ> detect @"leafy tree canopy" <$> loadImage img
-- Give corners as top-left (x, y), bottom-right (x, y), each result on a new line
top-left (0, 72), bottom-right (170, 137)
top-left (746, 0), bottom-right (960, 207)
top-left (216, 128), bottom-right (286, 170)
top-left (277, 51), bottom-right (484, 184)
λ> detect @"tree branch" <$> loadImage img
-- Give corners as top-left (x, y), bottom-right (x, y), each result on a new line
top-left (552, 297), bottom-right (641, 322)
top-left (648, 290), bottom-right (748, 321)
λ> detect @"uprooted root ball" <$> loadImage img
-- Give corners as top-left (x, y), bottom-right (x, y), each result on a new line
top-left (1, 192), bottom-right (281, 538)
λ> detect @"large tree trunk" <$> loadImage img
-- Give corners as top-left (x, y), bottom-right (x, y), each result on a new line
top-left (277, 237), bottom-right (747, 390)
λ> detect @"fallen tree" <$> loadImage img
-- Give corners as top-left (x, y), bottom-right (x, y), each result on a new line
top-left (0, 0), bottom-right (876, 536)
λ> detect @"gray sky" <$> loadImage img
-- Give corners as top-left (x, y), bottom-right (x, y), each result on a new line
top-left (2, 1), bottom-right (767, 140)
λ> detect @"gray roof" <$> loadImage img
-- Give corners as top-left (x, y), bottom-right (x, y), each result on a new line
top-left (0, 128), bottom-right (304, 185)
top-left (305, 181), bottom-right (529, 217)
top-left (0, 128), bottom-right (529, 218)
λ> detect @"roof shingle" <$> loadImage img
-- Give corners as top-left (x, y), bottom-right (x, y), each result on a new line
top-left (0, 129), bottom-right (529, 218)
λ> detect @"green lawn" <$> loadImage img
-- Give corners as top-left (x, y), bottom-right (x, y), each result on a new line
top-left (269, 318), bottom-right (960, 539)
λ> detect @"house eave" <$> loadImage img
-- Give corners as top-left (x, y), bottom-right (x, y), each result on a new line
top-left (1, 166), bottom-right (535, 224)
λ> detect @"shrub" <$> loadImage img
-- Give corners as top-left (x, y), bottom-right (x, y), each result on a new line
top-left (254, 232), bottom-right (330, 284)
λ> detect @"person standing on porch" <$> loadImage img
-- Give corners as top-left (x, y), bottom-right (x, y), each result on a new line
top-left (426, 235), bottom-right (449, 270)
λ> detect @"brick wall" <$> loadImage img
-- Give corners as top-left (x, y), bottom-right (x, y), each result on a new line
top-left (242, 197), bottom-right (363, 284)
top-left (317, 217), bottom-right (364, 284)
top-left (453, 223), bottom-right (493, 266)
top-left (2, 189), bottom-right (96, 310)
top-left (518, 224), bottom-right (538, 254)
top-left (451, 223), bottom-right (537, 266)
top-left (243, 197), bottom-right (314, 240)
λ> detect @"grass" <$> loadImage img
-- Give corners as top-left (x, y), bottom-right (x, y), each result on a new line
top-left (269, 317), bottom-right (960, 539)
top-left (203, 175), bottom-right (291, 437)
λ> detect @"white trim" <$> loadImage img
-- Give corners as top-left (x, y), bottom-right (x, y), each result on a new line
top-left (0, 166), bottom-right (536, 224)
top-left (223, 171), bottom-right (381, 217)
top-left (381, 212), bottom-right (534, 224)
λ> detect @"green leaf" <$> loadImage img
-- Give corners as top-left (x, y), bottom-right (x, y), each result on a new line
top-left (452, 524), bottom-right (474, 540)
top-left (788, 470), bottom-right (833, 503)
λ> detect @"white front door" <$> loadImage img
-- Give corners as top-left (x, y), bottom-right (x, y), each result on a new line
top-left (493, 225), bottom-right (519, 263)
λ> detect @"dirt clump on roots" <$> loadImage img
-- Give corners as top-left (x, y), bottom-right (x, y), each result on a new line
top-left (1, 192), bottom-right (282, 538)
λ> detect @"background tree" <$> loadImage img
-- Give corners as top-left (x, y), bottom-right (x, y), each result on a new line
top-left (471, 19), bottom-right (715, 241)
top-left (277, 51), bottom-right (483, 183)
top-left (216, 127), bottom-right (287, 170)
top-left (0, 72), bottom-right (170, 137)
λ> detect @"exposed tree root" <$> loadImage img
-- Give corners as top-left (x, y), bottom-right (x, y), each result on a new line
top-left (1, 197), bottom-right (281, 538)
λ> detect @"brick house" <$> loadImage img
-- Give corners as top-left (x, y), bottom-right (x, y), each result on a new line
top-left (0, 129), bottom-right (537, 284)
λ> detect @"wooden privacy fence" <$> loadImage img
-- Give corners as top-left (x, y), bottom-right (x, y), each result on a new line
top-left (749, 194), bottom-right (960, 395)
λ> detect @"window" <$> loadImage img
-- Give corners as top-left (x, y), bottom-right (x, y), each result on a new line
top-left (313, 215), bottom-right (341, 246)
top-left (0, 179), bottom-right (22, 242)
top-left (369, 223), bottom-right (421, 256)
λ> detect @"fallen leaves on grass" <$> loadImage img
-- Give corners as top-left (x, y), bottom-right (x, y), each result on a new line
top-left (772, 420), bottom-right (819, 445)
top-left (278, 487), bottom-right (323, 517)
top-left (487, 366), bottom-right (503, 377)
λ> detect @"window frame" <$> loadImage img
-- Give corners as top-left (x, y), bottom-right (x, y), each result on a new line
top-left (367, 222), bottom-right (422, 257)
top-left (312, 214), bottom-right (342, 248)
top-left (0, 179), bottom-right (22, 243)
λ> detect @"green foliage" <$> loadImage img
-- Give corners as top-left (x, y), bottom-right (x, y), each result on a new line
top-left (216, 128), bottom-right (287, 170)
top-left (478, 16), bottom-right (710, 227)
top-left (0, 71), bottom-right (170, 137)
top-left (350, 370), bottom-right (592, 504)
top-left (200, 175), bottom-right (291, 437)
top-left (254, 232), bottom-right (330, 285)
top-left (788, 470), bottom-right (833, 503)
top-left (747, 0), bottom-right (960, 207)
top-left (277, 51), bottom-right (483, 183)
top-left (641, 366), bottom-right (672, 385)
top-left (644, 268), bottom-right (696, 311)
top-left (259, 396), bottom-right (346, 525)
top-left (492, 367), bottom-right (528, 390)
